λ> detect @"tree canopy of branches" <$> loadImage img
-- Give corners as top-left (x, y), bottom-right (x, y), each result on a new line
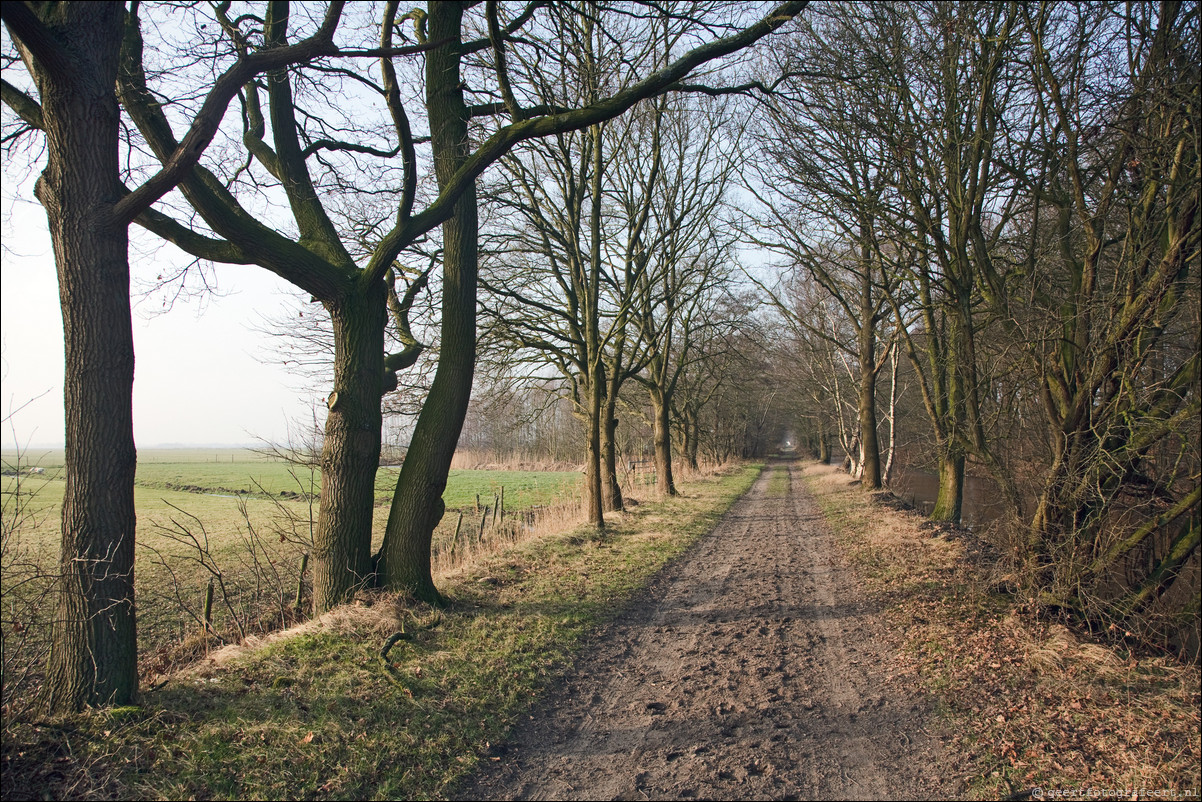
top-left (482, 86), bottom-right (743, 522)
top-left (120, 0), bottom-right (804, 608)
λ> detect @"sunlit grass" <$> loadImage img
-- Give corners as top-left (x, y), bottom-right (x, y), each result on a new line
top-left (1, 463), bottom-right (761, 800)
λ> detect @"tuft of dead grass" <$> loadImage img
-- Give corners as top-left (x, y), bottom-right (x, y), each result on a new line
top-left (800, 461), bottom-right (1201, 800)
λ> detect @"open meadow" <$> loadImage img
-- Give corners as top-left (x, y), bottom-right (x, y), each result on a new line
top-left (3, 448), bottom-right (582, 509)
top-left (1, 448), bottom-right (586, 718)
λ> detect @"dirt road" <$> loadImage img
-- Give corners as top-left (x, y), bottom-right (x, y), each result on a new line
top-left (456, 461), bottom-right (959, 801)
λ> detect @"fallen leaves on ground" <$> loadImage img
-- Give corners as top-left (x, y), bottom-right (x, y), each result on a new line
top-left (801, 464), bottom-right (1201, 800)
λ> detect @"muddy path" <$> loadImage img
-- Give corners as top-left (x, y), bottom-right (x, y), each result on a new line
top-left (456, 461), bottom-right (960, 801)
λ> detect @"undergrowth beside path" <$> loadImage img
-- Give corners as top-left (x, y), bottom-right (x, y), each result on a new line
top-left (0, 465), bottom-right (759, 801)
top-left (800, 462), bottom-right (1201, 800)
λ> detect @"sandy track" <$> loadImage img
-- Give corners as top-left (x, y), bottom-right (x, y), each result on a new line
top-left (456, 461), bottom-right (959, 801)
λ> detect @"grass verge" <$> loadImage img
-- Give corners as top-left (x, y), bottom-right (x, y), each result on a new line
top-left (2, 462), bottom-right (583, 712)
top-left (799, 462), bottom-right (1200, 800)
top-left (0, 463), bottom-right (760, 801)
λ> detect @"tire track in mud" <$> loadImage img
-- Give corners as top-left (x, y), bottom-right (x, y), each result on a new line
top-left (457, 460), bottom-right (957, 801)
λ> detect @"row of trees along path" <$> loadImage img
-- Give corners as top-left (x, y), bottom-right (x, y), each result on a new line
top-left (0, 1), bottom-right (807, 712)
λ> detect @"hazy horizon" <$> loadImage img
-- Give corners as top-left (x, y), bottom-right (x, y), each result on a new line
top-left (2, 186), bottom-right (322, 452)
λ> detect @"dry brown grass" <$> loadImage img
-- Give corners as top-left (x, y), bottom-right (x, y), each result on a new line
top-left (800, 462), bottom-right (1201, 800)
top-left (429, 493), bottom-right (587, 579)
top-left (448, 449), bottom-right (581, 472)
top-left (153, 459), bottom-right (709, 687)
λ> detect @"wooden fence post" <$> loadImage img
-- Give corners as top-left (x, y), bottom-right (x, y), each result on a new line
top-left (203, 579), bottom-right (215, 630)
top-left (451, 512), bottom-right (464, 555)
top-left (295, 553), bottom-right (309, 610)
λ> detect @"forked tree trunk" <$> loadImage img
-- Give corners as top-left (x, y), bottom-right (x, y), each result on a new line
top-left (24, 2), bottom-right (140, 711)
top-left (1028, 445), bottom-right (1081, 559)
top-left (312, 284), bottom-right (386, 611)
top-left (377, 3), bottom-right (477, 603)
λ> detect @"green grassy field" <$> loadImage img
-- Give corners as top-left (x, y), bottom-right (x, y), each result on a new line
top-left (3, 447), bottom-right (273, 465)
top-left (1, 450), bottom-right (584, 724)
top-left (3, 449), bottom-right (580, 510)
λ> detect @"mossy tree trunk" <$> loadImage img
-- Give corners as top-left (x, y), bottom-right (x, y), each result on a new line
top-left (930, 449), bottom-right (965, 525)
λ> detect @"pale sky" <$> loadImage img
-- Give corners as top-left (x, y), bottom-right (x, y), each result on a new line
top-left (1, 191), bottom-right (320, 449)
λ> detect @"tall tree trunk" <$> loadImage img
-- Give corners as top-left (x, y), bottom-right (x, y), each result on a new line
top-left (22, 2), bottom-right (139, 711)
top-left (584, 120), bottom-right (606, 527)
top-left (857, 371), bottom-right (881, 487)
top-left (857, 260), bottom-right (882, 489)
top-left (927, 308), bottom-right (969, 524)
top-left (882, 340), bottom-right (898, 486)
top-left (312, 284), bottom-right (385, 611)
top-left (683, 404), bottom-right (700, 471)
top-left (377, 2), bottom-right (477, 604)
top-left (601, 392), bottom-right (623, 511)
top-left (584, 379), bottom-right (605, 524)
top-left (650, 386), bottom-right (677, 496)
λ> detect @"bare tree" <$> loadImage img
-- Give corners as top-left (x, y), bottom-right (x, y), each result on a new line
top-left (751, 1), bottom-right (1026, 513)
top-left (628, 95), bottom-right (742, 496)
top-left (1013, 1), bottom-right (1199, 617)
top-left (119, 1), bottom-right (807, 601)
top-left (1, 0), bottom-right (343, 710)
top-left (480, 109), bottom-right (645, 526)
top-left (747, 4), bottom-right (909, 491)
top-left (671, 290), bottom-right (769, 468)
